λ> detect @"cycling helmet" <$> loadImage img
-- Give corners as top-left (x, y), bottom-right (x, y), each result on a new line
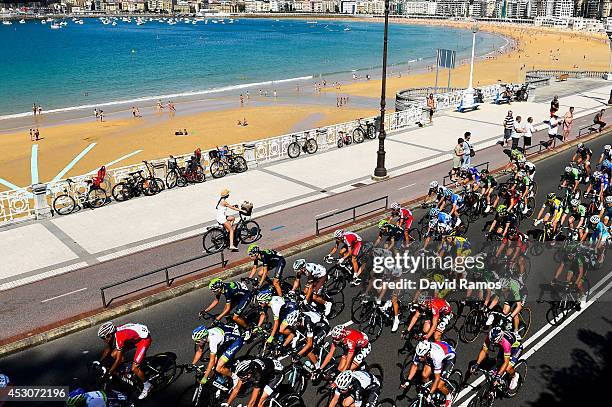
top-left (605, 145), bottom-right (611, 151)
top-left (481, 169), bottom-right (489, 175)
top-left (498, 277), bottom-right (510, 289)
top-left (570, 198), bottom-right (580, 207)
top-left (593, 171), bottom-right (601, 178)
top-left (546, 192), bottom-right (556, 201)
top-left (331, 325), bottom-right (349, 341)
top-left (489, 327), bottom-right (503, 344)
top-left (235, 359), bottom-right (254, 378)
top-left (377, 219), bottom-right (388, 229)
top-left (444, 188), bottom-right (453, 197)
top-left (208, 277), bottom-right (223, 291)
top-left (334, 229), bottom-right (344, 239)
top-left (293, 259), bottom-right (306, 271)
top-left (517, 170), bottom-right (526, 178)
top-left (285, 311), bottom-right (300, 326)
top-left (66, 388), bottom-right (86, 406)
top-left (430, 180), bottom-right (439, 189)
top-left (334, 370), bottom-right (354, 391)
top-left (391, 202), bottom-right (401, 211)
top-left (247, 244), bottom-right (260, 256)
top-left (517, 156), bottom-right (526, 164)
top-left (417, 293), bottom-right (431, 306)
top-left (0, 374), bottom-right (8, 388)
top-left (460, 164), bottom-right (469, 172)
top-left (564, 166), bottom-right (572, 173)
top-left (578, 142), bottom-right (584, 149)
top-left (285, 290), bottom-right (298, 304)
top-left (256, 289), bottom-right (273, 306)
top-left (97, 321), bottom-right (116, 338)
top-left (415, 340), bottom-right (432, 357)
top-left (192, 325), bottom-right (209, 342)
top-left (430, 208), bottom-right (440, 217)
top-left (606, 196), bottom-right (612, 204)
top-left (496, 205), bottom-right (507, 214)
top-left (590, 215), bottom-right (600, 224)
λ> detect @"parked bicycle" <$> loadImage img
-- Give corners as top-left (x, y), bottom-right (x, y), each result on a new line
top-left (52, 178), bottom-right (108, 215)
top-left (202, 201), bottom-right (261, 253)
top-left (112, 168), bottom-right (159, 202)
top-left (209, 146), bottom-right (248, 178)
top-left (352, 118), bottom-right (377, 141)
top-left (166, 154), bottom-right (205, 188)
top-left (287, 131), bottom-right (318, 159)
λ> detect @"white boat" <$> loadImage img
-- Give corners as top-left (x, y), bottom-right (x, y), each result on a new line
top-left (344, 27), bottom-right (350, 31)
top-left (19, 19), bottom-right (26, 24)
top-left (2, 20), bottom-right (12, 26)
top-left (50, 22), bottom-right (61, 29)
top-left (41, 19), bottom-right (47, 24)
top-left (306, 21), bottom-right (318, 24)
top-left (60, 21), bottom-right (67, 26)
top-left (229, 19), bottom-right (234, 23)
top-left (76, 20), bottom-right (84, 25)
top-left (111, 21), bottom-right (117, 26)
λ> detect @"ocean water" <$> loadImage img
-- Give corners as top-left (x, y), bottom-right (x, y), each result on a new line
top-left (0, 18), bottom-right (506, 117)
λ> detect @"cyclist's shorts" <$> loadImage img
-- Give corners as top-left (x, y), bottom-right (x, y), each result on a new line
top-left (363, 384), bottom-right (381, 407)
top-left (436, 314), bottom-right (453, 333)
top-left (552, 210), bottom-right (563, 223)
top-left (233, 292), bottom-right (253, 317)
top-left (262, 372), bottom-right (285, 396)
top-left (271, 258), bottom-right (287, 280)
top-left (353, 342), bottom-right (371, 365)
top-left (509, 345), bottom-right (523, 367)
top-left (133, 337), bottom-right (152, 365)
top-left (351, 241), bottom-right (363, 257)
top-left (221, 338), bottom-right (244, 362)
top-left (441, 359), bottom-right (455, 379)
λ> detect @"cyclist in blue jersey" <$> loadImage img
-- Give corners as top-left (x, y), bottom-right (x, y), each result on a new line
top-left (585, 171), bottom-right (609, 203)
top-left (599, 196), bottom-right (612, 226)
top-left (202, 277), bottom-right (252, 329)
top-left (255, 290), bottom-right (300, 347)
top-left (588, 215), bottom-right (609, 263)
top-left (191, 323), bottom-right (244, 385)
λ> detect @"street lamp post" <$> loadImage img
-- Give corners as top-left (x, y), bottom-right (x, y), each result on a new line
top-left (605, 31), bottom-right (612, 85)
top-left (459, 25), bottom-right (479, 110)
top-left (373, 0), bottom-right (390, 180)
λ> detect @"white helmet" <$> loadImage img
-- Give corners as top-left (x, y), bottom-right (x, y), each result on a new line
top-left (334, 370), bottom-right (354, 391)
top-left (415, 340), bottom-right (432, 357)
top-left (430, 181), bottom-right (439, 189)
top-left (578, 142), bottom-right (584, 148)
top-left (606, 196), bottom-right (612, 204)
top-left (391, 202), bottom-right (400, 211)
top-left (570, 199), bottom-right (579, 207)
top-left (590, 215), bottom-right (600, 224)
top-left (593, 171), bottom-right (601, 178)
top-left (285, 311), bottom-right (300, 326)
top-left (97, 321), bottom-right (116, 338)
top-left (293, 259), bottom-right (306, 271)
top-left (605, 145), bottom-right (611, 151)
top-left (334, 229), bottom-right (344, 239)
top-left (565, 166), bottom-right (572, 173)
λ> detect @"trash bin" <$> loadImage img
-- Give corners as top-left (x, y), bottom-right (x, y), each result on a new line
top-left (243, 143), bottom-right (258, 168)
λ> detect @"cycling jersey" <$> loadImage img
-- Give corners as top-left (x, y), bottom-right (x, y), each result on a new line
top-left (543, 199), bottom-right (563, 212)
top-left (449, 193), bottom-right (464, 207)
top-left (565, 168), bottom-right (580, 181)
top-left (504, 232), bottom-right (528, 254)
top-left (380, 223), bottom-right (403, 240)
top-left (484, 331), bottom-right (521, 357)
top-left (299, 310), bottom-right (327, 339)
top-left (503, 279), bottom-right (523, 303)
top-left (270, 296), bottom-right (298, 322)
top-left (496, 212), bottom-right (518, 227)
top-left (412, 341), bottom-right (456, 375)
top-left (427, 298), bottom-right (452, 318)
top-left (334, 370), bottom-right (381, 407)
top-left (565, 204), bottom-right (587, 218)
top-left (114, 323), bottom-right (151, 364)
top-left (437, 212), bottom-right (453, 226)
top-left (576, 147), bottom-right (592, 160)
top-left (590, 221), bottom-right (610, 242)
top-left (81, 391), bottom-right (107, 407)
top-left (254, 249), bottom-right (284, 268)
top-left (342, 232), bottom-right (363, 256)
top-left (207, 324), bottom-right (243, 360)
top-left (594, 173), bottom-right (609, 191)
top-left (299, 262), bottom-right (327, 279)
top-left (397, 207), bottom-right (414, 229)
top-left (240, 358), bottom-right (284, 391)
top-left (510, 149), bottom-right (524, 162)
top-left (466, 167), bottom-right (480, 182)
top-left (481, 175), bottom-right (497, 188)
top-left (443, 237), bottom-right (471, 256)
top-left (218, 282), bottom-right (249, 303)
top-left (603, 204), bottom-right (612, 219)
top-left (340, 329), bottom-right (369, 353)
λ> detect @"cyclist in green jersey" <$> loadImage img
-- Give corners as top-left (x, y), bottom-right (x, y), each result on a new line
top-left (560, 198), bottom-right (587, 240)
top-left (480, 169), bottom-right (498, 213)
top-left (553, 245), bottom-right (588, 303)
top-left (560, 166), bottom-right (581, 193)
top-left (374, 219), bottom-right (404, 249)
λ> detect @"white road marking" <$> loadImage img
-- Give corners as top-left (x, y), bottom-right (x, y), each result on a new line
top-left (51, 143), bottom-right (97, 183)
top-left (41, 287), bottom-right (88, 303)
top-left (398, 183), bottom-right (416, 190)
top-left (455, 269), bottom-right (612, 406)
top-left (316, 208), bottom-right (339, 217)
top-left (31, 144), bottom-right (39, 184)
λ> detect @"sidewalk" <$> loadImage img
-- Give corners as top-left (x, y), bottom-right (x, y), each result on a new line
top-left (1, 81), bottom-right (610, 290)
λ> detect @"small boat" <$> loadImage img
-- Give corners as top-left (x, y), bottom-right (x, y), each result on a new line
top-left (60, 21), bottom-right (67, 26)
top-left (50, 22), bottom-right (61, 29)
top-left (344, 27), bottom-right (350, 31)
top-left (306, 21), bottom-right (318, 24)
top-left (19, 19), bottom-right (26, 24)
top-left (2, 20), bottom-right (12, 26)
top-left (229, 19), bottom-right (234, 23)
top-left (111, 21), bottom-right (117, 26)
top-left (41, 19), bottom-right (47, 24)
top-left (211, 19), bottom-right (218, 24)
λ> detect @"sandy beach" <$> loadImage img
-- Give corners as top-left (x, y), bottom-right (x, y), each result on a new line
top-left (0, 18), bottom-right (609, 192)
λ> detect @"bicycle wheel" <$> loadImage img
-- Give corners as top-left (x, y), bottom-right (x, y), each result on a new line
top-left (53, 194), bottom-right (76, 215)
top-left (545, 303), bottom-right (566, 326)
top-left (202, 227), bottom-right (227, 253)
top-left (239, 220), bottom-right (261, 244)
top-left (366, 125), bottom-right (377, 139)
top-left (283, 368), bottom-right (308, 396)
top-left (210, 160), bottom-right (226, 178)
top-left (517, 307), bottom-right (531, 339)
top-left (524, 197), bottom-right (536, 218)
top-left (506, 359), bottom-right (527, 397)
top-left (358, 311), bottom-right (383, 342)
top-left (146, 353), bottom-right (177, 390)
top-left (305, 139), bottom-right (318, 154)
top-left (87, 188), bottom-right (107, 209)
top-left (177, 174), bottom-right (189, 186)
top-left (166, 171), bottom-right (178, 189)
top-left (459, 309), bottom-right (483, 343)
top-left (176, 384), bottom-right (205, 407)
top-left (352, 128), bottom-right (365, 143)
top-left (154, 177), bottom-right (165, 192)
top-left (272, 392), bottom-right (305, 407)
top-left (232, 156), bottom-right (248, 173)
top-left (327, 290), bottom-right (345, 319)
top-left (287, 142), bottom-right (301, 159)
top-left (324, 270), bottom-right (347, 295)
top-left (111, 182), bottom-right (131, 202)
top-left (337, 138), bottom-right (344, 148)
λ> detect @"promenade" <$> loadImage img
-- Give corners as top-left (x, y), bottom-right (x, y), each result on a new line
top-left (0, 79), bottom-right (611, 343)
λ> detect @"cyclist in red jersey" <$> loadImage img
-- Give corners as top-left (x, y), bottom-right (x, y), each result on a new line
top-left (391, 202), bottom-right (414, 246)
top-left (496, 228), bottom-right (528, 280)
top-left (319, 325), bottom-right (371, 372)
top-left (328, 229), bottom-right (363, 281)
top-left (96, 322), bottom-right (153, 400)
top-left (404, 296), bottom-right (453, 342)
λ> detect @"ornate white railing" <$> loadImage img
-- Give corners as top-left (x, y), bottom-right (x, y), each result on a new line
top-left (0, 188), bottom-right (35, 224)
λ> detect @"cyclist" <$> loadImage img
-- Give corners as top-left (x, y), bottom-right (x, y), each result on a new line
top-left (202, 277), bottom-right (252, 330)
top-left (480, 169), bottom-right (498, 214)
top-left (439, 234), bottom-right (472, 259)
top-left (374, 219), bottom-right (404, 249)
top-left (390, 202), bottom-right (415, 245)
top-left (598, 144), bottom-right (612, 165)
top-left (255, 290), bottom-right (300, 347)
top-left (247, 244), bottom-right (286, 296)
top-left (560, 165), bottom-right (581, 193)
top-left (292, 308), bottom-right (330, 367)
top-left (216, 189), bottom-right (242, 252)
top-left (329, 369), bottom-right (381, 407)
top-left (599, 195), bottom-right (612, 226)
top-left (96, 322), bottom-right (153, 400)
top-left (493, 277), bottom-right (526, 336)
top-left (327, 229), bottom-right (363, 283)
top-left (487, 205), bottom-right (518, 239)
top-left (191, 323), bottom-right (244, 386)
top-left (496, 228), bottom-right (529, 278)
top-left (587, 215), bottom-right (609, 263)
top-left (553, 244), bottom-right (588, 306)
top-left (319, 325), bottom-right (371, 372)
top-left (470, 327), bottom-right (522, 393)
top-left (292, 259), bottom-right (332, 315)
top-left (439, 189), bottom-right (464, 219)
top-left (425, 181), bottom-right (445, 205)
top-left (401, 340), bottom-right (456, 407)
top-left (534, 192), bottom-right (564, 233)
top-left (560, 199), bottom-right (587, 239)
top-left (520, 160), bottom-right (536, 181)
top-left (226, 357), bottom-right (284, 407)
top-left (424, 208), bottom-right (454, 248)
top-left (0, 374), bottom-right (8, 389)
top-left (404, 296), bottom-right (453, 342)
top-left (572, 143), bottom-right (592, 170)
top-left (584, 170), bottom-right (609, 204)
top-left (513, 170), bottom-right (533, 214)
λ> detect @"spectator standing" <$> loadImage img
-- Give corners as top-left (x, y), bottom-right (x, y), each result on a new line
top-left (550, 95), bottom-right (560, 115)
top-left (562, 107), bottom-right (574, 141)
top-left (547, 113), bottom-right (560, 150)
top-left (523, 117), bottom-right (535, 148)
top-left (452, 138), bottom-right (465, 181)
top-left (503, 110), bottom-right (514, 147)
top-left (511, 115), bottom-right (524, 150)
top-left (426, 94), bottom-right (436, 124)
top-left (462, 132), bottom-right (473, 165)
top-left (594, 109), bottom-right (606, 132)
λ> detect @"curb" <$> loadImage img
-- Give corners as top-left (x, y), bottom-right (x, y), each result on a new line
top-left (1, 128), bottom-right (609, 358)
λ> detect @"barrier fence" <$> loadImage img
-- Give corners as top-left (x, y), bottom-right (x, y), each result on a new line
top-left (315, 196), bottom-right (389, 235)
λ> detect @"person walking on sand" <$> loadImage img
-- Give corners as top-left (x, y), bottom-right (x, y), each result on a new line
top-left (216, 189), bottom-right (241, 252)
top-left (34, 128), bottom-right (40, 141)
top-left (562, 107), bottom-right (574, 141)
top-left (427, 94), bottom-right (435, 124)
top-left (29, 128), bottom-right (33, 141)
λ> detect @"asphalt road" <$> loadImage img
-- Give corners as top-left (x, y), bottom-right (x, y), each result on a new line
top-left (2, 106), bottom-right (611, 344)
top-left (1, 128), bottom-right (611, 407)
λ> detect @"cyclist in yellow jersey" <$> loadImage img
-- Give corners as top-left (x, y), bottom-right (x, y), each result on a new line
top-left (534, 192), bottom-right (563, 233)
top-left (439, 234), bottom-right (472, 258)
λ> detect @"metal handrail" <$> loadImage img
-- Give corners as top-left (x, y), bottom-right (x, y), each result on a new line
top-left (442, 161), bottom-right (490, 186)
top-left (315, 196), bottom-right (388, 235)
top-left (100, 251), bottom-right (226, 308)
